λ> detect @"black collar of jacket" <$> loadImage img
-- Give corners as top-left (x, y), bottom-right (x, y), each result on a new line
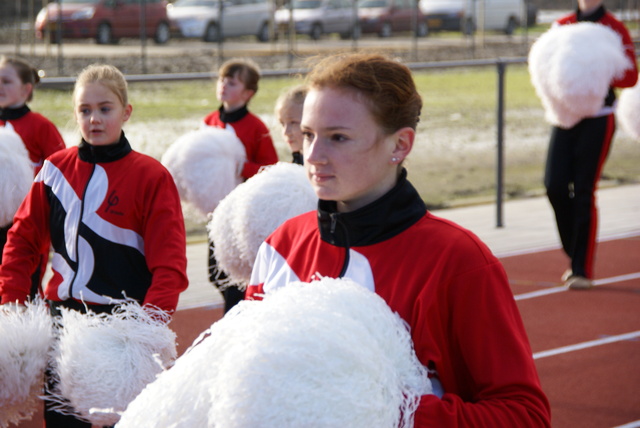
top-left (318, 168), bottom-right (427, 247)
top-left (78, 132), bottom-right (132, 163)
top-left (577, 4), bottom-right (606, 21)
top-left (218, 104), bottom-right (249, 123)
top-left (0, 104), bottom-right (30, 121)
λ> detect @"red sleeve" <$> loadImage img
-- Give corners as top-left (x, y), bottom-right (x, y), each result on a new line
top-left (139, 163), bottom-right (189, 314)
top-left (33, 113), bottom-right (66, 163)
top-left (413, 261), bottom-right (550, 427)
top-left (0, 181), bottom-right (51, 304)
top-left (240, 116), bottom-right (278, 179)
top-left (604, 17), bottom-right (638, 88)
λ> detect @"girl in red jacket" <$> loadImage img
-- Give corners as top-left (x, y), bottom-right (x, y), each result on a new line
top-left (247, 53), bottom-right (551, 427)
top-left (203, 58), bottom-right (278, 312)
top-left (0, 56), bottom-right (66, 298)
top-left (0, 64), bottom-right (188, 427)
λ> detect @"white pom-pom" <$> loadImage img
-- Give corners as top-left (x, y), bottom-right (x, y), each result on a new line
top-left (0, 300), bottom-right (54, 428)
top-left (48, 302), bottom-right (177, 426)
top-left (0, 126), bottom-right (33, 227)
top-left (617, 81), bottom-right (640, 140)
top-left (208, 162), bottom-right (316, 286)
top-left (529, 22), bottom-right (633, 128)
top-left (161, 127), bottom-right (247, 218)
top-left (117, 277), bottom-right (431, 428)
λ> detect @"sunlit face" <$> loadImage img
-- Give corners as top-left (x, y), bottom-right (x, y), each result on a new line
top-left (74, 82), bottom-right (132, 146)
top-left (216, 73), bottom-right (254, 111)
top-left (302, 86), bottom-right (413, 213)
top-left (278, 101), bottom-right (304, 153)
top-left (0, 64), bottom-right (31, 108)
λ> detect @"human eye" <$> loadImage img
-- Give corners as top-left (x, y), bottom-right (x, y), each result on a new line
top-left (302, 130), bottom-right (314, 143)
top-left (330, 133), bottom-right (348, 143)
top-left (100, 106), bottom-right (111, 114)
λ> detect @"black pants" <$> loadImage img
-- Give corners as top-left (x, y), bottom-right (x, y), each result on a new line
top-left (544, 114), bottom-right (615, 278)
top-left (208, 239), bottom-right (244, 313)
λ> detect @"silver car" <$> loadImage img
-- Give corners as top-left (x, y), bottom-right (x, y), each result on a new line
top-left (168, 0), bottom-right (272, 42)
top-left (275, 0), bottom-right (359, 40)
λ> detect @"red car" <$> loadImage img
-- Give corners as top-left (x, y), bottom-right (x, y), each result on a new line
top-left (35, 0), bottom-right (173, 44)
top-left (358, 0), bottom-right (428, 37)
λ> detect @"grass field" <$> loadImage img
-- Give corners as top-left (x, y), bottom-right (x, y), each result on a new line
top-left (30, 63), bottom-right (640, 225)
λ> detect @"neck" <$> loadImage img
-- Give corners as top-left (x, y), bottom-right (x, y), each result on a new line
top-left (223, 102), bottom-right (245, 112)
top-left (579, 0), bottom-right (603, 15)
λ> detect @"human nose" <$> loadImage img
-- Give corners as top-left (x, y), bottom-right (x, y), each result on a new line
top-left (304, 135), bottom-right (325, 164)
top-left (284, 123), bottom-right (294, 136)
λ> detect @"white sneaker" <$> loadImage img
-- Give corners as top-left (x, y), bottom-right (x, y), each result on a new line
top-left (566, 275), bottom-right (594, 290)
top-left (561, 269), bottom-right (573, 282)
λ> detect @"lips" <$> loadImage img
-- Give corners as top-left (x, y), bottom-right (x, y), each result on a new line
top-left (310, 171), bottom-right (333, 183)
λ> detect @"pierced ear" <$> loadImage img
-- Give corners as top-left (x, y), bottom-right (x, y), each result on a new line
top-left (391, 127), bottom-right (415, 163)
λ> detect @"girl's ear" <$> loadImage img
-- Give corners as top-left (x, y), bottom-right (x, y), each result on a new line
top-left (22, 83), bottom-right (34, 101)
top-left (243, 89), bottom-right (256, 104)
top-left (123, 104), bottom-right (133, 122)
top-left (390, 127), bottom-right (415, 164)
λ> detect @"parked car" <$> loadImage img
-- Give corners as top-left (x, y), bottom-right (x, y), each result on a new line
top-left (34, 0), bottom-right (173, 44)
top-left (419, 0), bottom-right (523, 35)
top-left (358, 0), bottom-right (428, 37)
top-left (275, 0), bottom-right (359, 40)
top-left (167, 0), bottom-right (272, 42)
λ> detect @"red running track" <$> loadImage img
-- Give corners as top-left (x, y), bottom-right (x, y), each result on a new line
top-left (15, 235), bottom-right (640, 428)
top-left (503, 234), bottom-right (640, 428)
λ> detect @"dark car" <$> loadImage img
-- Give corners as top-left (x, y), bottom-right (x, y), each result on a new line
top-left (359, 0), bottom-right (428, 37)
top-left (35, 0), bottom-right (173, 44)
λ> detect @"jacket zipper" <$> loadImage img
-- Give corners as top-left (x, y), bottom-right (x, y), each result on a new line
top-left (330, 212), bottom-right (350, 277)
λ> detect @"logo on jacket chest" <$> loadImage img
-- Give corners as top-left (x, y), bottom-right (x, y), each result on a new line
top-left (104, 189), bottom-right (124, 216)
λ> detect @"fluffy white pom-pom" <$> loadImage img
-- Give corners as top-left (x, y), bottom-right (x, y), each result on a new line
top-left (48, 302), bottom-right (177, 426)
top-left (208, 162), bottom-right (316, 286)
top-left (0, 300), bottom-right (54, 428)
top-left (161, 127), bottom-right (247, 218)
top-left (617, 81), bottom-right (640, 140)
top-left (117, 277), bottom-right (431, 428)
top-left (528, 22), bottom-right (633, 128)
top-left (0, 126), bottom-right (33, 227)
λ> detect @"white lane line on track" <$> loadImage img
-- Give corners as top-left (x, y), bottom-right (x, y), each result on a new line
top-left (514, 272), bottom-right (640, 301)
top-left (612, 420), bottom-right (640, 428)
top-left (533, 330), bottom-right (640, 360)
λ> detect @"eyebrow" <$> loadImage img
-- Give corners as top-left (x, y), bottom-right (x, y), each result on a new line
top-left (77, 100), bottom-right (116, 107)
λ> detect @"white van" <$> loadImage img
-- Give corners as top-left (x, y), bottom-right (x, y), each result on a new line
top-left (419, 0), bottom-right (524, 35)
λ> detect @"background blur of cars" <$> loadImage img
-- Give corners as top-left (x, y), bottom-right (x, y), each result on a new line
top-left (275, 0), bottom-right (359, 40)
top-left (34, 0), bottom-right (173, 44)
top-left (358, 0), bottom-right (428, 37)
top-left (419, 0), bottom-right (532, 35)
top-left (167, 0), bottom-right (272, 42)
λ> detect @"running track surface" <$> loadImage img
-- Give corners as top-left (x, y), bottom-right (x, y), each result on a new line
top-left (16, 235), bottom-right (640, 428)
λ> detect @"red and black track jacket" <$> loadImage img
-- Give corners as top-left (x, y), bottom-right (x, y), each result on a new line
top-left (247, 169), bottom-right (551, 427)
top-left (0, 134), bottom-right (188, 313)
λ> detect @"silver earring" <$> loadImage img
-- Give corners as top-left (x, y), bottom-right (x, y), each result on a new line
top-left (392, 157), bottom-right (398, 162)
